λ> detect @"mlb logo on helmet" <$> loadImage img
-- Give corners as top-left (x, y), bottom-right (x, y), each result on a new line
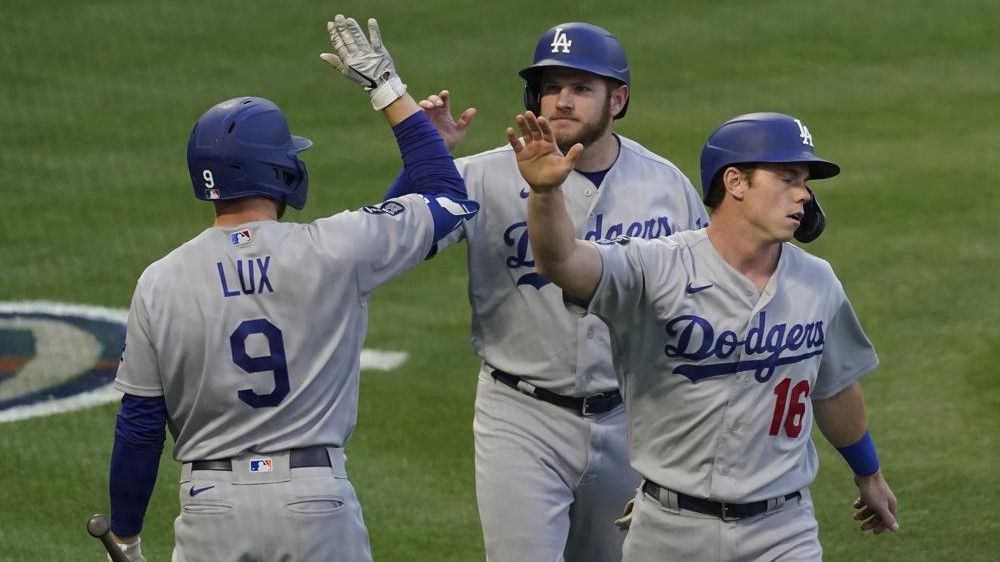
top-left (230, 229), bottom-right (253, 246)
top-left (206, 188), bottom-right (221, 200)
top-left (249, 458), bottom-right (273, 472)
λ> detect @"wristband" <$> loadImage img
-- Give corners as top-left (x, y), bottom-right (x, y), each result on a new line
top-left (836, 430), bottom-right (880, 476)
top-left (370, 75), bottom-right (407, 111)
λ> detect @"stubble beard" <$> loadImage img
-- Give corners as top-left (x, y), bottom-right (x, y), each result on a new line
top-left (554, 102), bottom-right (614, 155)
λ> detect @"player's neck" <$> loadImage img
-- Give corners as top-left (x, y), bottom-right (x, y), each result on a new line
top-left (705, 220), bottom-right (782, 291)
top-left (213, 197), bottom-right (282, 227)
top-left (574, 131), bottom-right (620, 172)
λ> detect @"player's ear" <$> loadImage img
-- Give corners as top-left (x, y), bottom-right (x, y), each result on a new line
top-left (722, 166), bottom-right (748, 201)
top-left (609, 83), bottom-right (629, 115)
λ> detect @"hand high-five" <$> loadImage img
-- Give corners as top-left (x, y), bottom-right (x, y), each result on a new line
top-left (506, 111), bottom-right (583, 193)
top-left (321, 14), bottom-right (407, 110)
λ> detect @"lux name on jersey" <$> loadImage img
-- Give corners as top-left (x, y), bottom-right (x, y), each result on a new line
top-left (216, 257), bottom-right (273, 297)
top-left (664, 311), bottom-right (825, 384)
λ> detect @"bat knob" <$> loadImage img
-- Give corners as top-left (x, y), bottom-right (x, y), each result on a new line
top-left (87, 513), bottom-right (111, 538)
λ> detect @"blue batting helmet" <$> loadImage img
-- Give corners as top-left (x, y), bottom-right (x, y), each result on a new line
top-left (519, 22), bottom-right (630, 118)
top-left (699, 112), bottom-right (840, 199)
top-left (187, 97), bottom-right (312, 209)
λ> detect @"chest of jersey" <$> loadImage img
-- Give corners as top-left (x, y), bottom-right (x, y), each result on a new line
top-left (470, 166), bottom-right (690, 293)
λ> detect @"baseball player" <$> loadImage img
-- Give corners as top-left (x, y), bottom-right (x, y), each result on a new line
top-left (510, 110), bottom-right (899, 561)
top-left (104, 15), bottom-right (477, 562)
top-left (385, 22), bottom-right (708, 562)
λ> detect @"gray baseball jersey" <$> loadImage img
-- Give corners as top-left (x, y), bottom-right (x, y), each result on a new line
top-left (115, 193), bottom-right (440, 462)
top-left (588, 228), bottom-right (879, 503)
top-left (448, 136), bottom-right (707, 562)
top-left (456, 136), bottom-right (709, 395)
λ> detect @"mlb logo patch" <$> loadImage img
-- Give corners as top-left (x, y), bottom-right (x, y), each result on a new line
top-left (230, 229), bottom-right (253, 246)
top-left (206, 188), bottom-right (221, 200)
top-left (249, 457), bottom-right (273, 472)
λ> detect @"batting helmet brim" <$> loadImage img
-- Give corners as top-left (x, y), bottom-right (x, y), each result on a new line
top-left (291, 135), bottom-right (313, 153)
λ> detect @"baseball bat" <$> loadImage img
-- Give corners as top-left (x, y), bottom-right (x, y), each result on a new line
top-left (86, 513), bottom-right (131, 562)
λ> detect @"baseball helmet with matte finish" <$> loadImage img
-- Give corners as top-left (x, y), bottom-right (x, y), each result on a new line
top-left (187, 97), bottom-right (313, 209)
top-left (519, 22), bottom-right (630, 118)
top-left (699, 112), bottom-right (840, 198)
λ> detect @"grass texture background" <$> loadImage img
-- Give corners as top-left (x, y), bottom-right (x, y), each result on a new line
top-left (1, 0), bottom-right (997, 560)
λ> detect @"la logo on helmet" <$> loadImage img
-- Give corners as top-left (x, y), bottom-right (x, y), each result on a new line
top-left (550, 28), bottom-right (572, 53)
top-left (793, 118), bottom-right (814, 146)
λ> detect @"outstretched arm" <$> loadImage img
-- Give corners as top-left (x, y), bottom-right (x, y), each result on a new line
top-left (384, 90), bottom-right (476, 201)
top-left (321, 14), bottom-right (465, 203)
top-left (814, 382), bottom-right (900, 534)
top-left (509, 111), bottom-right (601, 303)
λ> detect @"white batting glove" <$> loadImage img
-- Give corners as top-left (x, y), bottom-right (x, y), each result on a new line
top-left (108, 536), bottom-right (147, 562)
top-left (614, 497), bottom-right (635, 531)
top-left (321, 14), bottom-right (407, 111)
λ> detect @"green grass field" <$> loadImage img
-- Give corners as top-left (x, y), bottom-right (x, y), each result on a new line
top-left (2, 0), bottom-right (998, 560)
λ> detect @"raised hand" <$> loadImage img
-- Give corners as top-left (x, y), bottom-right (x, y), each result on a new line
top-left (321, 14), bottom-right (407, 110)
top-left (506, 111), bottom-right (583, 193)
top-left (419, 90), bottom-right (476, 151)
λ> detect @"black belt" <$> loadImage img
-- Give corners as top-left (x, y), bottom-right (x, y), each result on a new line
top-left (492, 369), bottom-right (622, 416)
top-left (190, 445), bottom-right (332, 471)
top-left (642, 480), bottom-right (801, 521)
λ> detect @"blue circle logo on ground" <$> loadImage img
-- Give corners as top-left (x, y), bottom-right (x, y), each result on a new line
top-left (0, 302), bottom-right (126, 423)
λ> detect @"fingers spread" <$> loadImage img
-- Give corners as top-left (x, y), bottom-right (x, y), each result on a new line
top-left (457, 107), bottom-right (477, 128)
top-left (329, 15), bottom-right (348, 53)
top-left (565, 142), bottom-right (584, 165)
top-left (367, 18), bottom-right (383, 50)
top-left (506, 127), bottom-right (522, 152)
top-left (521, 112), bottom-right (543, 140)
top-left (341, 17), bottom-right (364, 53)
top-left (515, 115), bottom-right (532, 140)
top-left (320, 53), bottom-right (346, 72)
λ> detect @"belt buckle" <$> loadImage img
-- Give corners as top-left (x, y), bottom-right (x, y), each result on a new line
top-left (720, 501), bottom-right (741, 522)
top-left (580, 395), bottom-right (600, 416)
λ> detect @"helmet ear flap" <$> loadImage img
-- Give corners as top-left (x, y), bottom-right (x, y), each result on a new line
top-left (522, 82), bottom-right (541, 114)
top-left (188, 97), bottom-right (312, 209)
top-left (793, 187), bottom-right (826, 243)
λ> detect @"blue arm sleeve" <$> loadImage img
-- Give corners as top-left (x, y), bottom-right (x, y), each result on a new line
top-left (109, 394), bottom-right (167, 537)
top-left (388, 112), bottom-right (465, 200)
top-left (384, 169), bottom-right (411, 201)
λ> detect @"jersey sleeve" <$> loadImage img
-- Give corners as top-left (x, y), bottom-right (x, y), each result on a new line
top-left (587, 238), bottom-right (649, 331)
top-left (114, 275), bottom-right (164, 397)
top-left (812, 293), bottom-right (880, 399)
top-left (312, 192), bottom-right (477, 295)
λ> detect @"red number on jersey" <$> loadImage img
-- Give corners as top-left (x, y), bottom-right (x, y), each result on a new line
top-left (769, 378), bottom-right (811, 438)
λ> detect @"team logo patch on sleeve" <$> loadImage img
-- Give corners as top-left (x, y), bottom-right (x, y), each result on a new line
top-left (595, 235), bottom-right (630, 246)
top-left (362, 201), bottom-right (406, 216)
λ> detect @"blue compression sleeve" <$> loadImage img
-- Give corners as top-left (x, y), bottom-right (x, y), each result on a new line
top-left (384, 169), bottom-right (411, 201)
top-left (109, 394), bottom-right (167, 537)
top-left (389, 112), bottom-right (465, 200)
